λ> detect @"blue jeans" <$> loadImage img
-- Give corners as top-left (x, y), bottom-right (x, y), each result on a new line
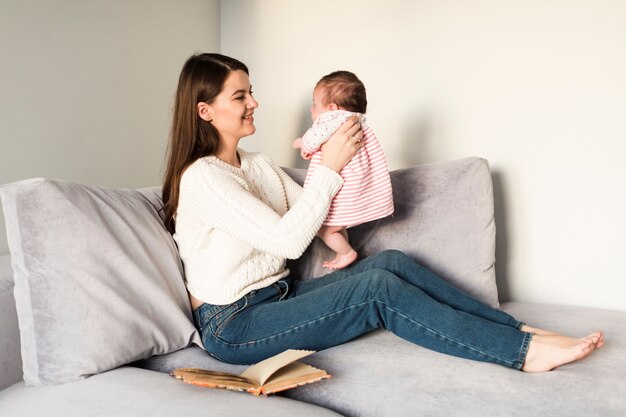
top-left (193, 250), bottom-right (532, 370)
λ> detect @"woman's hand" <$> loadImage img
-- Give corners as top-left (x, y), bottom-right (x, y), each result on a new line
top-left (320, 116), bottom-right (364, 173)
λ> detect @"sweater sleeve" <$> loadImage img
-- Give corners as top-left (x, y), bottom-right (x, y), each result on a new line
top-left (261, 154), bottom-right (304, 209)
top-left (181, 160), bottom-right (343, 259)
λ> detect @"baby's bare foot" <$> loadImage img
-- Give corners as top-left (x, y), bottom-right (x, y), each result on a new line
top-left (322, 250), bottom-right (358, 270)
top-left (522, 332), bottom-right (602, 372)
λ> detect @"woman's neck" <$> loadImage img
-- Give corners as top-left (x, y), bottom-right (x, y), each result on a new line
top-left (215, 141), bottom-right (240, 168)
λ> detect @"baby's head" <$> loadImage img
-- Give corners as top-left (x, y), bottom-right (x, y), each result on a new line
top-left (311, 71), bottom-right (367, 121)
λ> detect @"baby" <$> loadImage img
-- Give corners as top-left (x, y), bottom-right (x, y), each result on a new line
top-left (293, 71), bottom-right (394, 269)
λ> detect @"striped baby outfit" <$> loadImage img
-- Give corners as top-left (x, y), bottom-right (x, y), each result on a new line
top-left (301, 110), bottom-right (394, 227)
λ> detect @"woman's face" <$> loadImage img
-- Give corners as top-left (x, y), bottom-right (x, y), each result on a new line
top-left (208, 70), bottom-right (258, 142)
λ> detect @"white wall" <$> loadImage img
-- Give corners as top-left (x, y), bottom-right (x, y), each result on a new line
top-left (0, 0), bottom-right (221, 254)
top-left (221, 0), bottom-right (626, 311)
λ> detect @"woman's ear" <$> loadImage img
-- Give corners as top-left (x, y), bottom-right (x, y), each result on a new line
top-left (197, 102), bottom-right (214, 122)
top-left (328, 102), bottom-right (339, 111)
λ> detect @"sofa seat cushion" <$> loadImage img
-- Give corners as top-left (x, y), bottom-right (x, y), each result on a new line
top-left (134, 302), bottom-right (626, 416)
top-left (134, 345), bottom-right (248, 375)
top-left (0, 366), bottom-right (344, 417)
top-left (282, 302), bottom-right (626, 417)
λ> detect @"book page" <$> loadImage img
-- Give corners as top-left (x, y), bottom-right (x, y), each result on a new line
top-left (240, 349), bottom-right (315, 386)
top-left (171, 368), bottom-right (257, 391)
top-left (261, 362), bottom-right (330, 395)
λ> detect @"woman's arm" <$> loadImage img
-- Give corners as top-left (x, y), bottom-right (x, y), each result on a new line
top-left (181, 161), bottom-right (342, 259)
top-left (262, 154), bottom-right (304, 209)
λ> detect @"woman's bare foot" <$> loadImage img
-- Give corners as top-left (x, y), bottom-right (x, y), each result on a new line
top-left (322, 250), bottom-right (357, 270)
top-left (596, 331), bottom-right (605, 349)
top-left (522, 331), bottom-right (603, 372)
top-left (520, 325), bottom-right (560, 336)
top-left (521, 325), bottom-right (605, 349)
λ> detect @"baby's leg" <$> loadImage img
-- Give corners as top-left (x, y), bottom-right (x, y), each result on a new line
top-left (318, 226), bottom-right (358, 270)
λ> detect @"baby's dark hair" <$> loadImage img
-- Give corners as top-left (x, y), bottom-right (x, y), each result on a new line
top-left (316, 70), bottom-right (367, 114)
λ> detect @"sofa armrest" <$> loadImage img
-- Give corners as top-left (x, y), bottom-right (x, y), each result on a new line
top-left (0, 254), bottom-right (22, 390)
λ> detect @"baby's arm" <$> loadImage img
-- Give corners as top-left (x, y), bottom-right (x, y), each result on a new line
top-left (292, 138), bottom-right (313, 160)
top-left (301, 113), bottom-right (351, 155)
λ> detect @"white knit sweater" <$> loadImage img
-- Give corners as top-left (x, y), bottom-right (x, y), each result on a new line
top-left (173, 149), bottom-right (344, 305)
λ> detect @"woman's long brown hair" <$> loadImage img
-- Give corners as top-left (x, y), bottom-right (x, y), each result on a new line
top-left (162, 53), bottom-right (249, 234)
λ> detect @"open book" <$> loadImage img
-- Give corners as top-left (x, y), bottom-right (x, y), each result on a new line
top-left (171, 349), bottom-right (330, 396)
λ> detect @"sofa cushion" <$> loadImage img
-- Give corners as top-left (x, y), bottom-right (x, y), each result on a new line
top-left (0, 366), bottom-right (344, 417)
top-left (278, 302), bottom-right (626, 417)
top-left (0, 180), bottom-right (201, 385)
top-left (135, 302), bottom-right (626, 416)
top-left (134, 345), bottom-right (247, 375)
top-left (285, 156), bottom-right (499, 307)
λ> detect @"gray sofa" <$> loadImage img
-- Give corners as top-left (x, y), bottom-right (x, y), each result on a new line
top-left (1, 157), bottom-right (625, 416)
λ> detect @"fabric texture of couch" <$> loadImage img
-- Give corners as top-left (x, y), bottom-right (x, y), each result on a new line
top-left (1, 156), bottom-right (625, 416)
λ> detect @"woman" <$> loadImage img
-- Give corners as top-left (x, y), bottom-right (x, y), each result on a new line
top-left (162, 53), bottom-right (603, 372)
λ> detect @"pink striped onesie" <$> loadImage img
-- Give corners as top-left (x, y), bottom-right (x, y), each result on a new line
top-left (301, 110), bottom-right (394, 227)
